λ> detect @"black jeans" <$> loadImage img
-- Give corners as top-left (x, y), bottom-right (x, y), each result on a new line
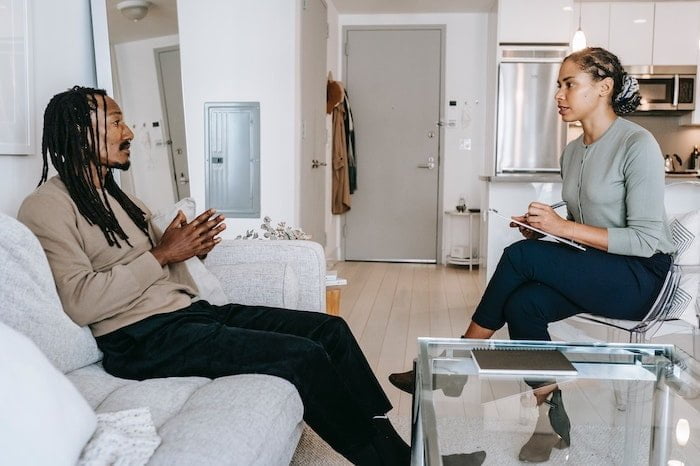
top-left (472, 239), bottom-right (671, 340)
top-left (96, 301), bottom-right (392, 460)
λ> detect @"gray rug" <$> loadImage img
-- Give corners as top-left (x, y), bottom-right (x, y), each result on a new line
top-left (290, 414), bottom-right (658, 465)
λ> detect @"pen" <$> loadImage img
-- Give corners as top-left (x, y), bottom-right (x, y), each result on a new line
top-left (549, 200), bottom-right (566, 210)
top-left (523, 201), bottom-right (566, 219)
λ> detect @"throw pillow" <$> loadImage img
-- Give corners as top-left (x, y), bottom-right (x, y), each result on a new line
top-left (150, 198), bottom-right (229, 306)
top-left (670, 209), bottom-right (700, 266)
top-left (675, 266), bottom-right (700, 328)
top-left (0, 213), bottom-right (101, 373)
top-left (0, 322), bottom-right (97, 466)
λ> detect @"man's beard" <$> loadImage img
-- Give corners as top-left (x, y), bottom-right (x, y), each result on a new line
top-left (111, 161), bottom-right (131, 170)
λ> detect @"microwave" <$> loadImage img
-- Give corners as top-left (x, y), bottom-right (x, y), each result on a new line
top-left (626, 66), bottom-right (695, 112)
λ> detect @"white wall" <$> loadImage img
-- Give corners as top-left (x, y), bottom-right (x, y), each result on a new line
top-left (336, 13), bottom-right (488, 261)
top-left (177, 0), bottom-right (299, 238)
top-left (325, 0), bottom-right (342, 260)
top-left (0, 0), bottom-right (95, 216)
top-left (113, 35), bottom-right (179, 213)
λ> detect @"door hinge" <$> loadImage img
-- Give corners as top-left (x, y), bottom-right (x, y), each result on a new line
top-left (301, 119), bottom-right (307, 139)
top-left (302, 0), bottom-right (308, 10)
top-left (344, 41), bottom-right (349, 56)
top-left (326, 22), bottom-right (330, 39)
top-left (343, 224), bottom-right (347, 238)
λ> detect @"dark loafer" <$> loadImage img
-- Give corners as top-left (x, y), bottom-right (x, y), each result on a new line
top-left (388, 369), bottom-right (415, 394)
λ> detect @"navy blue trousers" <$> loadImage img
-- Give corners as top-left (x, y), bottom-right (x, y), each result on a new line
top-left (96, 302), bottom-right (392, 460)
top-left (472, 240), bottom-right (671, 341)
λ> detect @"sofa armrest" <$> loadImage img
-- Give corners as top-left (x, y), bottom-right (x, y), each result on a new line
top-left (204, 240), bottom-right (326, 313)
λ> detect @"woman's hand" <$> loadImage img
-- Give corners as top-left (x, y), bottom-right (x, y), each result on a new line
top-left (522, 202), bottom-right (569, 237)
top-left (510, 215), bottom-right (544, 239)
top-left (151, 209), bottom-right (227, 266)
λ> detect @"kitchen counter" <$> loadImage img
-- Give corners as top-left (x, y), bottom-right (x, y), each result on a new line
top-left (665, 173), bottom-right (700, 180)
top-left (479, 174), bottom-right (562, 183)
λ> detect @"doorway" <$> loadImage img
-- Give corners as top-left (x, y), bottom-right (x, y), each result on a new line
top-left (155, 46), bottom-right (190, 200)
top-left (343, 27), bottom-right (444, 262)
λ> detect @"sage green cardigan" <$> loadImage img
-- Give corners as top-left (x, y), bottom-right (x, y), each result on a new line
top-left (560, 117), bottom-right (675, 258)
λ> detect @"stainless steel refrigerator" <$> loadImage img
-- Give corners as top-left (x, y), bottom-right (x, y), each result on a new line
top-left (496, 47), bottom-right (569, 173)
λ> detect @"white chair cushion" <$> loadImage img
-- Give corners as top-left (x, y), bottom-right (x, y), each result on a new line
top-left (675, 266), bottom-right (700, 328)
top-left (151, 198), bottom-right (229, 306)
top-left (670, 209), bottom-right (700, 266)
top-left (0, 322), bottom-right (97, 466)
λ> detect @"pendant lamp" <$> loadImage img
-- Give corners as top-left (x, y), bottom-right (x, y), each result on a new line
top-left (572, 5), bottom-right (587, 52)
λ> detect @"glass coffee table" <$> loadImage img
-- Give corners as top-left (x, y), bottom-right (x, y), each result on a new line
top-left (411, 338), bottom-right (700, 466)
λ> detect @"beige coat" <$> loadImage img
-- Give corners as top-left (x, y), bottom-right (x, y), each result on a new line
top-left (332, 102), bottom-right (351, 214)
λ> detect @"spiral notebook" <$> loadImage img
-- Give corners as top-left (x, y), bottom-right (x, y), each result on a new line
top-left (471, 348), bottom-right (578, 376)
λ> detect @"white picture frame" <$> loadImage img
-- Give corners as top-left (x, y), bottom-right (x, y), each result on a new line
top-left (0, 0), bottom-right (34, 155)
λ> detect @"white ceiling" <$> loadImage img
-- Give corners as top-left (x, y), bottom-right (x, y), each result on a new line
top-left (331, 0), bottom-right (496, 14)
top-left (106, 0), bottom-right (178, 45)
top-left (330, 0), bottom-right (693, 14)
top-left (105, 0), bottom-right (692, 44)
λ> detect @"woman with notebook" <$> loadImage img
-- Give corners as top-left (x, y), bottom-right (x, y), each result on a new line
top-left (389, 47), bottom-right (676, 462)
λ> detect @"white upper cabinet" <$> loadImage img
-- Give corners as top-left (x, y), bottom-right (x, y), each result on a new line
top-left (653, 2), bottom-right (700, 65)
top-left (609, 2), bottom-right (654, 65)
top-left (498, 0), bottom-right (574, 44)
top-left (573, 2), bottom-right (610, 49)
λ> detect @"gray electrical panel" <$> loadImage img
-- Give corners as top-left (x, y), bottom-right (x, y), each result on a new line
top-left (205, 102), bottom-right (260, 218)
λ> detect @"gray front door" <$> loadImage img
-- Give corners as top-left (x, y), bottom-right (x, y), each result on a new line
top-left (344, 28), bottom-right (442, 262)
top-left (155, 46), bottom-right (190, 199)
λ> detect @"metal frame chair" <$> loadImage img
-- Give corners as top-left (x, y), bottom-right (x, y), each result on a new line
top-left (574, 181), bottom-right (699, 347)
top-left (576, 264), bottom-right (683, 343)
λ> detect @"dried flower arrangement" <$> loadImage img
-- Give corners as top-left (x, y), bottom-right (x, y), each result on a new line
top-left (235, 216), bottom-right (311, 240)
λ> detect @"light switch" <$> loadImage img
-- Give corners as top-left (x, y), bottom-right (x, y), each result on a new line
top-left (459, 138), bottom-right (472, 151)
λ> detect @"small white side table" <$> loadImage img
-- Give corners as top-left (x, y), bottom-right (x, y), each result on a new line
top-left (444, 210), bottom-right (480, 270)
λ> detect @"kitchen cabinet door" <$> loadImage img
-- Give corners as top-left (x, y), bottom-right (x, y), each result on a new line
top-left (609, 2), bottom-right (654, 65)
top-left (653, 2), bottom-right (700, 66)
top-left (498, 0), bottom-right (573, 44)
top-left (573, 2), bottom-right (610, 49)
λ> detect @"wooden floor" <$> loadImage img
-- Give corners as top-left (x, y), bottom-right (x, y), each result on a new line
top-left (332, 261), bottom-right (501, 417)
top-left (332, 261), bottom-right (700, 431)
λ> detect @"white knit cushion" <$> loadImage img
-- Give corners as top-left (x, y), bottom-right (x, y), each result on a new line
top-left (0, 322), bottom-right (97, 466)
top-left (0, 213), bottom-right (101, 373)
top-left (151, 198), bottom-right (229, 306)
top-left (671, 209), bottom-right (700, 266)
top-left (675, 267), bottom-right (700, 328)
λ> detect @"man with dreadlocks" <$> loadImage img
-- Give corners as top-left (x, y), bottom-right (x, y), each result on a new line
top-left (18, 86), bottom-right (409, 465)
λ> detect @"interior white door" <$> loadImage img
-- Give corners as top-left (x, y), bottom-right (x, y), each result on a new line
top-left (299, 0), bottom-right (328, 246)
top-left (155, 46), bottom-right (190, 200)
top-left (344, 28), bottom-right (442, 262)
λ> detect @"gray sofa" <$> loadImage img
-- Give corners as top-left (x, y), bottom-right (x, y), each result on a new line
top-left (0, 212), bottom-right (327, 465)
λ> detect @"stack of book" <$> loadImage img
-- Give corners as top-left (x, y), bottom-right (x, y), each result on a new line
top-left (325, 270), bottom-right (347, 287)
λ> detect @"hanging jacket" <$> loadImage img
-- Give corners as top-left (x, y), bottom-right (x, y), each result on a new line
top-left (343, 90), bottom-right (357, 194)
top-left (331, 102), bottom-right (351, 214)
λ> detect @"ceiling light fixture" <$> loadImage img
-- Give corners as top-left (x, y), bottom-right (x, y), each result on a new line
top-left (571, 5), bottom-right (587, 52)
top-left (117, 0), bottom-right (151, 22)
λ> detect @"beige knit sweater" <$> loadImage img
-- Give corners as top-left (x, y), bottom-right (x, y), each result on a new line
top-left (18, 177), bottom-right (197, 337)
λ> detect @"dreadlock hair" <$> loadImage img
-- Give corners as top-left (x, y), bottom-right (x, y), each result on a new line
top-left (564, 47), bottom-right (642, 115)
top-left (40, 86), bottom-right (150, 248)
